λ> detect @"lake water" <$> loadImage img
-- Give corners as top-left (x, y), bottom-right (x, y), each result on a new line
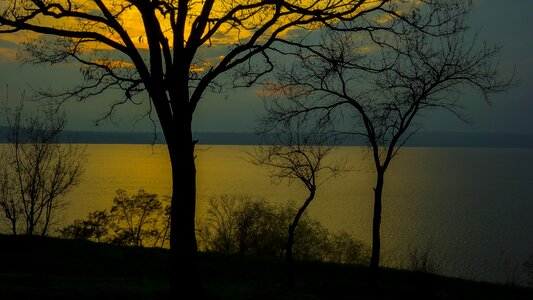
top-left (58, 145), bottom-right (533, 284)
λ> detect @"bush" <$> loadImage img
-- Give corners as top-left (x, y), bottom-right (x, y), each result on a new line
top-left (197, 195), bottom-right (284, 256)
top-left (197, 195), bottom-right (369, 265)
top-left (326, 230), bottom-right (370, 265)
top-left (58, 210), bottom-right (110, 242)
top-left (61, 192), bottom-right (369, 264)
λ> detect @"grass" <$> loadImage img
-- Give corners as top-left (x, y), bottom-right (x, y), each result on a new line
top-left (0, 234), bottom-right (532, 299)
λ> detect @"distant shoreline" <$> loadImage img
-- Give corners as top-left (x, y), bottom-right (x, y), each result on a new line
top-left (1, 127), bottom-right (533, 148)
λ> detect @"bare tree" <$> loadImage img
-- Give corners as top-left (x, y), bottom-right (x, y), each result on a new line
top-left (0, 0), bottom-right (414, 291)
top-left (263, 1), bottom-right (514, 278)
top-left (0, 154), bottom-right (19, 235)
top-left (0, 102), bottom-right (86, 236)
top-left (250, 115), bottom-right (345, 287)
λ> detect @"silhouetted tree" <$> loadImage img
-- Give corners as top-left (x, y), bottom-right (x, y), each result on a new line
top-left (60, 189), bottom-right (171, 247)
top-left (0, 1), bottom-right (405, 292)
top-left (262, 1), bottom-right (513, 278)
top-left (0, 154), bottom-right (18, 235)
top-left (0, 102), bottom-right (86, 236)
top-left (251, 115), bottom-right (344, 287)
top-left (110, 189), bottom-right (169, 247)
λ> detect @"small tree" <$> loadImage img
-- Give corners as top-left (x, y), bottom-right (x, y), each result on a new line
top-left (0, 102), bottom-right (86, 236)
top-left (250, 115), bottom-right (345, 287)
top-left (110, 189), bottom-right (169, 247)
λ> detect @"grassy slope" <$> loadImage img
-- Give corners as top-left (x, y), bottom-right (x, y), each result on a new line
top-left (0, 235), bottom-right (532, 299)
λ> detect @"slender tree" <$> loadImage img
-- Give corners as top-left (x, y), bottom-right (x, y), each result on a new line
top-left (0, 0), bottom-right (413, 292)
top-left (251, 115), bottom-right (344, 287)
top-left (262, 1), bottom-right (513, 278)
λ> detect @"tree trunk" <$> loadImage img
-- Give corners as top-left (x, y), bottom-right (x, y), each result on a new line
top-left (369, 170), bottom-right (384, 277)
top-left (41, 201), bottom-right (52, 237)
top-left (26, 207), bottom-right (34, 236)
top-left (166, 116), bottom-right (202, 296)
top-left (286, 188), bottom-right (315, 288)
top-left (11, 220), bottom-right (17, 236)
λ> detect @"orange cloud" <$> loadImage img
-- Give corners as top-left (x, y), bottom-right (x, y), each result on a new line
top-left (0, 47), bottom-right (16, 61)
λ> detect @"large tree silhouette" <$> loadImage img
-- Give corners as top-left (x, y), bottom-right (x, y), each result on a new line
top-left (262, 1), bottom-right (513, 279)
top-left (0, 0), bottom-right (409, 293)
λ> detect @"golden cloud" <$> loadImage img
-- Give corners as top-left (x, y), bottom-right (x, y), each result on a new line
top-left (0, 0), bottom-right (414, 64)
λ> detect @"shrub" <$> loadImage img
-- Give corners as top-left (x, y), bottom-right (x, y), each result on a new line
top-left (197, 195), bottom-right (368, 265)
top-left (61, 192), bottom-right (368, 264)
top-left (326, 230), bottom-right (370, 265)
top-left (58, 210), bottom-right (110, 242)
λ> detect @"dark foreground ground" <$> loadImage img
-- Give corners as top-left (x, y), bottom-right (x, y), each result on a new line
top-left (0, 235), bottom-right (532, 299)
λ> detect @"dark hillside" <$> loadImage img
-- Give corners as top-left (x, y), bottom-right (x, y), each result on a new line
top-left (1, 235), bottom-right (532, 299)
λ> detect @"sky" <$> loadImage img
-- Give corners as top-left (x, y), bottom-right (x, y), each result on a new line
top-left (0, 0), bottom-right (531, 135)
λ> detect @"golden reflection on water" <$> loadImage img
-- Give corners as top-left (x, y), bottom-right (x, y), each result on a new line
top-left (67, 144), bottom-right (172, 220)
top-left (68, 145), bottom-right (375, 237)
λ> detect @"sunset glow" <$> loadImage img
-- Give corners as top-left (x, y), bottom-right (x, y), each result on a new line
top-left (0, 0), bottom-right (399, 57)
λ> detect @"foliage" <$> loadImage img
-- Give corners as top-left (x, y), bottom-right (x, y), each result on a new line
top-left (59, 189), bottom-right (170, 248)
top-left (197, 195), bottom-right (369, 265)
